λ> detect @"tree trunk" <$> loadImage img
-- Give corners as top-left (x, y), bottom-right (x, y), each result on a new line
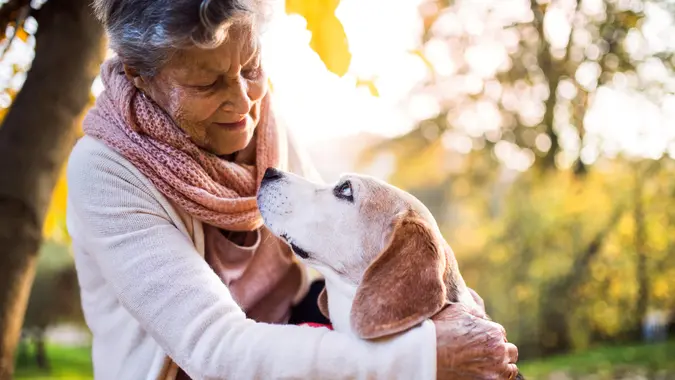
top-left (530, 0), bottom-right (584, 173)
top-left (0, 0), bottom-right (104, 377)
top-left (530, 0), bottom-right (560, 172)
top-left (572, 89), bottom-right (589, 177)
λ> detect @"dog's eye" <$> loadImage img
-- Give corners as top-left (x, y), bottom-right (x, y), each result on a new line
top-left (334, 181), bottom-right (354, 202)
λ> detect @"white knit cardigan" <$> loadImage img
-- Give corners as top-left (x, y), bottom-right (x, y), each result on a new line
top-left (65, 134), bottom-right (437, 380)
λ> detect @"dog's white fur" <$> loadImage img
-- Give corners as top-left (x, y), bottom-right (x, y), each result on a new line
top-left (257, 169), bottom-right (478, 339)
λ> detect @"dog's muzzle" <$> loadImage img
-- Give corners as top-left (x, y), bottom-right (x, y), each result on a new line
top-left (280, 233), bottom-right (311, 259)
top-left (261, 167), bottom-right (284, 184)
top-left (258, 167), bottom-right (283, 206)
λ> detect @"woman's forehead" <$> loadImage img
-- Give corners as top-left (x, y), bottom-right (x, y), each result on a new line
top-left (168, 26), bottom-right (259, 76)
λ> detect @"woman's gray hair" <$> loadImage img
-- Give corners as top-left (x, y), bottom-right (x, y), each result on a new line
top-left (93, 0), bottom-right (270, 76)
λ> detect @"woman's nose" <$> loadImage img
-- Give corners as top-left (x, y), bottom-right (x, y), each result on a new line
top-left (222, 79), bottom-right (251, 115)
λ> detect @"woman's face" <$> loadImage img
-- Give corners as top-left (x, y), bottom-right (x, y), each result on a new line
top-left (130, 25), bottom-right (267, 156)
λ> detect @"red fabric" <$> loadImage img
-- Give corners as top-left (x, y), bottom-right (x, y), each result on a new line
top-left (299, 322), bottom-right (333, 330)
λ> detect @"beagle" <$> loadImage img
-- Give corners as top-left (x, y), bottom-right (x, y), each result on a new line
top-left (257, 167), bottom-right (480, 339)
top-left (258, 168), bottom-right (525, 379)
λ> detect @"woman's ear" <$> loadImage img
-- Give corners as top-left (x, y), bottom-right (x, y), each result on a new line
top-left (123, 64), bottom-right (149, 92)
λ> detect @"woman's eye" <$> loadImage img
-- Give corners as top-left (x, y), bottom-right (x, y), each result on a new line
top-left (334, 181), bottom-right (354, 202)
top-left (190, 78), bottom-right (219, 91)
top-left (196, 80), bottom-right (217, 90)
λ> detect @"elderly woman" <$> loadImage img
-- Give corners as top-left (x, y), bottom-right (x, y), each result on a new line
top-left (65, 0), bottom-right (520, 379)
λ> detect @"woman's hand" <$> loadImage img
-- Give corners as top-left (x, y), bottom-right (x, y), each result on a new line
top-left (432, 294), bottom-right (519, 380)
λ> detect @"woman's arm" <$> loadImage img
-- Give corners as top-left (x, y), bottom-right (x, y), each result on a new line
top-left (66, 139), bottom-right (437, 380)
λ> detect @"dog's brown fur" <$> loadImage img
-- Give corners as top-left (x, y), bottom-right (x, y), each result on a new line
top-left (316, 208), bottom-right (525, 379)
top-left (318, 210), bottom-right (463, 339)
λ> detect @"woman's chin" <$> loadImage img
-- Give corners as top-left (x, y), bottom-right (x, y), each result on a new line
top-left (208, 129), bottom-right (254, 157)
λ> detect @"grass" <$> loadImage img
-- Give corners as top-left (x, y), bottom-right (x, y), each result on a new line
top-left (15, 343), bottom-right (92, 380)
top-left (519, 340), bottom-right (675, 379)
top-left (13, 340), bottom-right (675, 379)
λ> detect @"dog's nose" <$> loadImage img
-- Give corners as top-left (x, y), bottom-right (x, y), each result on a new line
top-left (262, 167), bottom-right (283, 182)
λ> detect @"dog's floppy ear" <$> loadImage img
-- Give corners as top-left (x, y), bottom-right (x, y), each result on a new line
top-left (350, 212), bottom-right (449, 339)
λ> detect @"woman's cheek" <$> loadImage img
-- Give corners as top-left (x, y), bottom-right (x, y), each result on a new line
top-left (249, 73), bottom-right (268, 102)
top-left (181, 95), bottom-right (225, 124)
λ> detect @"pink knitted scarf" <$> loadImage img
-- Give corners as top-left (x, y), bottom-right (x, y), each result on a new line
top-left (83, 58), bottom-right (280, 231)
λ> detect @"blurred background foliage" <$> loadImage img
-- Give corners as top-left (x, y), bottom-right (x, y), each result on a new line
top-left (2, 0), bottom-right (674, 378)
top-left (354, 0), bottom-right (675, 361)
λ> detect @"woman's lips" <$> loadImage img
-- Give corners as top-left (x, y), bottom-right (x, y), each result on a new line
top-left (215, 118), bottom-right (247, 130)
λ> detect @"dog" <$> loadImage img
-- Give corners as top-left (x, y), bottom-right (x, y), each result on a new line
top-left (257, 167), bottom-right (523, 378)
top-left (256, 167), bottom-right (479, 336)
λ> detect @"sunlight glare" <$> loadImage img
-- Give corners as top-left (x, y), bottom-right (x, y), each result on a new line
top-left (58, 0), bottom-right (675, 164)
top-left (543, 7), bottom-right (571, 50)
top-left (424, 38), bottom-right (456, 76)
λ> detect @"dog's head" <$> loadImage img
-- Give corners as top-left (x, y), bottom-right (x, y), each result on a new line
top-left (257, 168), bottom-right (468, 339)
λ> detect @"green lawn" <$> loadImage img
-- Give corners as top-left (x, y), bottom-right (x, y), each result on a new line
top-left (15, 344), bottom-right (92, 380)
top-left (519, 340), bottom-right (675, 379)
top-left (13, 340), bottom-right (675, 379)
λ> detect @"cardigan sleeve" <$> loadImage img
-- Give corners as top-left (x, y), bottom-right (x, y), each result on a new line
top-left (66, 138), bottom-right (437, 380)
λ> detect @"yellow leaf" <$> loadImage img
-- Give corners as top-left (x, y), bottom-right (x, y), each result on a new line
top-left (286, 0), bottom-right (352, 76)
top-left (267, 77), bottom-right (275, 93)
top-left (409, 49), bottom-right (435, 75)
top-left (15, 27), bottom-right (28, 42)
top-left (355, 78), bottom-right (379, 97)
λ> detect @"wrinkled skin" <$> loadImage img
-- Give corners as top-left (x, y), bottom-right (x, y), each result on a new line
top-left (125, 23), bottom-right (267, 157)
top-left (433, 291), bottom-right (519, 380)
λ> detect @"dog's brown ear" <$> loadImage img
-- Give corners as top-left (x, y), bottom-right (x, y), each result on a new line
top-left (317, 287), bottom-right (330, 319)
top-left (351, 212), bottom-right (449, 339)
